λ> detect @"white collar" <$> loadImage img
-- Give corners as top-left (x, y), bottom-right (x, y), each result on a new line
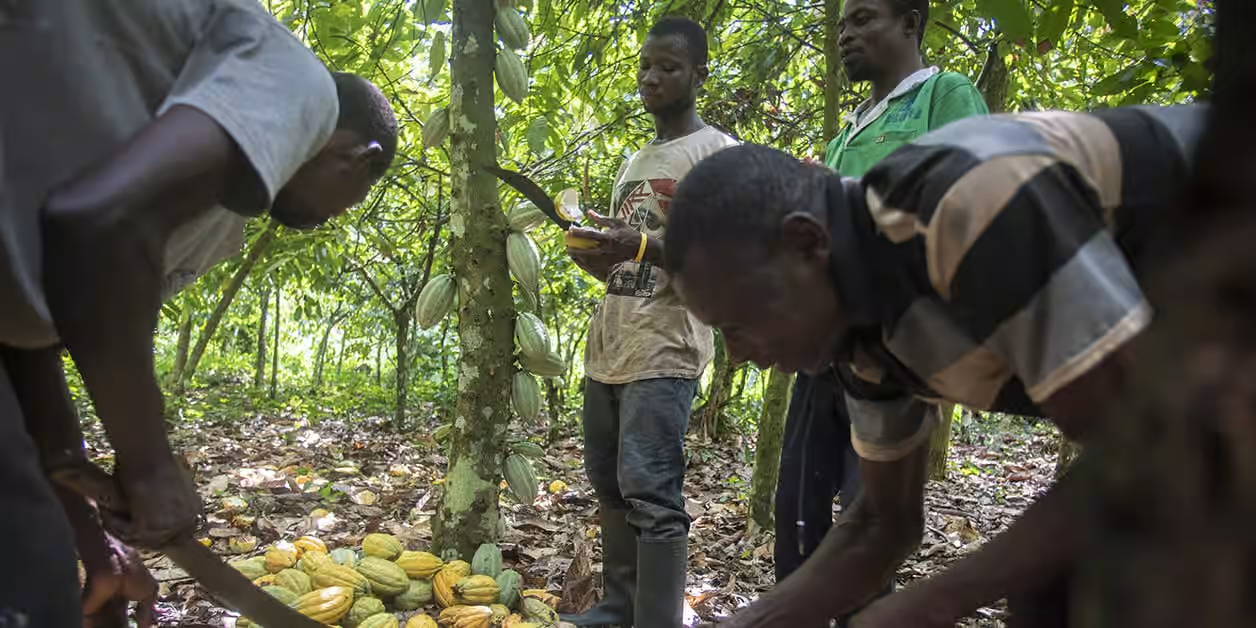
top-left (844, 66), bottom-right (940, 141)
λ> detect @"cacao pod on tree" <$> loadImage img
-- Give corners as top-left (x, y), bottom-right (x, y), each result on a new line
top-left (495, 47), bottom-right (529, 104)
top-left (503, 454), bottom-right (539, 504)
top-left (494, 7), bottom-right (531, 50)
top-left (508, 440), bottom-right (545, 459)
top-left (422, 107), bottom-right (450, 148)
top-left (520, 350), bottom-right (564, 378)
top-left (507, 203), bottom-right (546, 233)
top-left (415, 273), bottom-right (456, 330)
top-left (513, 312), bottom-right (549, 362)
top-left (506, 232), bottom-right (540, 296)
top-left (511, 372), bottom-right (542, 422)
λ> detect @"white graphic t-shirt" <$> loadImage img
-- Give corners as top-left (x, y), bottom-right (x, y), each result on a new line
top-left (584, 125), bottom-right (738, 384)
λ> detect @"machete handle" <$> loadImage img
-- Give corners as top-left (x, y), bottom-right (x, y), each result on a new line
top-left (50, 460), bottom-right (129, 514)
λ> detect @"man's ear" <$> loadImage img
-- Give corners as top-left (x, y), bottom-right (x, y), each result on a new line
top-left (903, 9), bottom-right (922, 43)
top-left (347, 140), bottom-right (383, 175)
top-left (694, 64), bottom-right (709, 90)
top-left (780, 212), bottom-right (830, 263)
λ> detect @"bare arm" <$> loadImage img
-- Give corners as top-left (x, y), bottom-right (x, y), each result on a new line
top-left (41, 105), bottom-right (258, 545)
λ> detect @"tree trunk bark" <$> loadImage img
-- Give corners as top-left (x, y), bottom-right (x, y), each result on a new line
top-left (977, 42), bottom-right (1009, 113)
top-left (434, 0), bottom-right (512, 559)
top-left (375, 335), bottom-right (382, 386)
top-left (393, 310), bottom-right (412, 428)
top-left (750, 368), bottom-right (793, 531)
top-left (169, 305), bottom-right (193, 388)
top-left (269, 282), bottom-right (280, 399)
top-left (335, 330), bottom-right (347, 378)
top-left (181, 220), bottom-right (279, 386)
top-left (312, 308), bottom-right (344, 390)
top-left (822, 0), bottom-right (848, 144)
top-left (254, 286), bottom-right (269, 388)
top-left (927, 403), bottom-right (955, 481)
top-left (694, 332), bottom-right (735, 440)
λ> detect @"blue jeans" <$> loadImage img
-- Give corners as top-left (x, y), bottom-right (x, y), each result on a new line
top-left (582, 377), bottom-right (697, 541)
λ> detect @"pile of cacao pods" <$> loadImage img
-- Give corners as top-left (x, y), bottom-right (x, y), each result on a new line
top-left (229, 532), bottom-right (568, 628)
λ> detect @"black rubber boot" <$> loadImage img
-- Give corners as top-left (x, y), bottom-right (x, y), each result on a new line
top-left (633, 537), bottom-right (687, 628)
top-left (560, 506), bottom-right (637, 627)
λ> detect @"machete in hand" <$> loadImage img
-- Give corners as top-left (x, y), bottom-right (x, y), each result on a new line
top-left (50, 461), bottom-right (325, 628)
top-left (484, 163), bottom-right (583, 230)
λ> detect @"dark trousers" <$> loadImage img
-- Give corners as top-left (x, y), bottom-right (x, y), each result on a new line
top-left (0, 355), bottom-right (83, 626)
top-left (582, 377), bottom-right (697, 541)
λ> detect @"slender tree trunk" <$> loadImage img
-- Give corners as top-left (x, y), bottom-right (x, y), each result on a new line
top-left (254, 286), bottom-right (269, 388)
top-left (375, 335), bottom-right (382, 386)
top-left (977, 42), bottom-right (1009, 113)
top-left (435, 0), bottom-right (512, 559)
top-left (335, 330), bottom-right (347, 378)
top-left (927, 403), bottom-right (955, 481)
top-left (312, 308), bottom-right (344, 390)
top-left (269, 284), bottom-right (280, 399)
top-left (181, 221), bottom-right (280, 385)
top-left (694, 332), bottom-right (735, 440)
top-left (749, 368), bottom-right (793, 531)
top-left (822, 0), bottom-right (847, 144)
top-left (393, 310), bottom-right (412, 428)
top-left (170, 306), bottom-right (193, 387)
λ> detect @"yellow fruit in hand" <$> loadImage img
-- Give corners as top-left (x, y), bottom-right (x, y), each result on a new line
top-left (564, 230), bottom-right (598, 250)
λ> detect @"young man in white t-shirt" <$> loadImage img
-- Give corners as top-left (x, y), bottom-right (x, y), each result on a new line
top-left (560, 16), bottom-right (737, 628)
top-left (0, 1), bottom-right (397, 623)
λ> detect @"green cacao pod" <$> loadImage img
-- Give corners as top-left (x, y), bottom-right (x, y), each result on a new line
top-left (495, 47), bottom-right (529, 104)
top-left (230, 557), bottom-right (268, 581)
top-left (507, 203), bottom-right (546, 233)
top-left (503, 454), bottom-right (539, 504)
top-left (495, 569), bottom-right (523, 608)
top-left (330, 547), bottom-right (360, 569)
top-left (513, 312), bottom-right (549, 362)
top-left (275, 568), bottom-right (313, 595)
top-left (362, 534), bottom-right (405, 560)
top-left (508, 441), bottom-right (545, 459)
top-left (521, 597), bottom-right (558, 624)
top-left (298, 549), bottom-right (333, 575)
top-left (511, 372), bottom-right (542, 422)
top-left (356, 556), bottom-right (410, 598)
top-left (516, 284), bottom-right (539, 314)
top-left (495, 7), bottom-right (531, 50)
top-left (470, 544), bottom-right (503, 579)
top-left (422, 107), bottom-right (450, 148)
top-left (345, 596), bottom-right (387, 628)
top-left (358, 613), bottom-right (399, 628)
top-left (393, 578), bottom-right (434, 610)
top-left (432, 424), bottom-right (452, 442)
top-left (311, 563), bottom-right (372, 598)
top-left (262, 585), bottom-right (300, 606)
top-left (415, 273), bottom-right (456, 330)
top-left (519, 350), bottom-right (564, 378)
top-left (506, 232), bottom-right (540, 295)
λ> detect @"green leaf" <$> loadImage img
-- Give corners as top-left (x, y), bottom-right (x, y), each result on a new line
top-left (976, 0), bottom-right (1034, 43)
top-left (1036, 0), bottom-right (1074, 49)
top-left (430, 31), bottom-right (446, 82)
top-left (417, 0), bottom-right (447, 25)
top-left (1091, 0), bottom-right (1139, 40)
top-left (526, 117), bottom-right (549, 155)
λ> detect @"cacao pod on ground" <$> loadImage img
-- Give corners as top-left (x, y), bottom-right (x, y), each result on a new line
top-left (503, 454), bottom-right (539, 504)
top-left (396, 551), bottom-right (444, 579)
top-left (299, 550), bottom-right (333, 575)
top-left (358, 613), bottom-right (399, 628)
top-left (292, 585), bottom-right (354, 624)
top-left (404, 615), bottom-right (438, 628)
top-left (434, 561), bottom-right (471, 608)
top-left (471, 544), bottom-right (503, 579)
top-left (440, 605), bottom-right (494, 628)
top-left (230, 557), bottom-right (268, 581)
top-left (494, 569), bottom-right (523, 608)
top-left (345, 596), bottom-right (386, 628)
top-left (393, 578), bottom-right (433, 610)
top-left (356, 556), bottom-right (410, 598)
top-left (276, 568), bottom-right (313, 595)
top-left (521, 597), bottom-right (558, 624)
top-left (455, 574), bottom-right (501, 605)
top-left (330, 547), bottom-right (360, 569)
top-left (311, 563), bottom-right (372, 598)
top-left (521, 589), bottom-right (561, 609)
top-left (362, 533), bottom-right (405, 560)
top-left (262, 585), bottom-right (299, 606)
top-left (293, 536), bottom-right (328, 556)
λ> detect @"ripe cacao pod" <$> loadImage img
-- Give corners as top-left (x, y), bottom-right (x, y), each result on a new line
top-left (330, 547), bottom-right (360, 569)
top-left (253, 574), bottom-right (278, 587)
top-left (521, 589), bottom-right (560, 610)
top-left (500, 614), bottom-right (528, 628)
top-left (299, 549), bottom-right (334, 575)
top-left (513, 312), bottom-right (549, 362)
top-left (423, 107), bottom-right (450, 148)
top-left (508, 441), bottom-right (545, 459)
top-left (519, 350), bottom-right (564, 378)
top-left (511, 372), bottom-right (542, 422)
top-left (362, 534), bottom-right (405, 560)
top-left (494, 7), bottom-right (531, 50)
top-left (563, 231), bottom-right (599, 250)
top-left (470, 544), bottom-right (503, 579)
top-left (312, 563), bottom-right (372, 598)
top-left (494, 570), bottom-right (523, 608)
top-left (489, 604), bottom-right (510, 625)
top-left (276, 568), bottom-right (313, 595)
top-left (346, 596), bottom-right (387, 628)
top-left (434, 561), bottom-right (471, 608)
top-left (357, 612), bottom-right (399, 628)
top-left (392, 578), bottom-right (433, 610)
top-left (455, 574), bottom-right (500, 604)
top-left (495, 47), bottom-right (529, 104)
top-left (440, 605), bottom-right (494, 628)
top-left (262, 584), bottom-right (300, 606)
top-left (415, 274), bottom-right (456, 330)
top-left (396, 551), bottom-right (444, 579)
top-left (293, 536), bottom-right (328, 556)
top-left (520, 597), bottom-right (558, 624)
top-left (506, 232), bottom-right (540, 295)
top-left (507, 203), bottom-right (546, 233)
top-left (293, 586), bottom-right (354, 624)
top-left (230, 557), bottom-right (268, 581)
top-left (503, 454), bottom-right (539, 504)
top-left (265, 544), bottom-right (299, 574)
top-left (356, 556), bottom-right (410, 598)
top-left (404, 615), bottom-right (438, 628)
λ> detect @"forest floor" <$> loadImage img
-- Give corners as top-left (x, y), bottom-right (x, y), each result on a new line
top-left (80, 390), bottom-right (1061, 627)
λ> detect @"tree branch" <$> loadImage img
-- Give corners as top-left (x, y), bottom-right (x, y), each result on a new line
top-left (933, 19), bottom-right (983, 55)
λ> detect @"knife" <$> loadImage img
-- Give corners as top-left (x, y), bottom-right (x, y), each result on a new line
top-left (484, 164), bottom-right (580, 230)
top-left (50, 461), bottom-right (325, 628)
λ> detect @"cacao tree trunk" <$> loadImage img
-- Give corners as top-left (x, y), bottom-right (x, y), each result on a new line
top-left (822, 0), bottom-right (847, 144)
top-left (393, 309), bottom-right (412, 428)
top-left (694, 332), bottom-right (735, 440)
top-left (169, 305), bottom-right (193, 387)
top-left (375, 336), bottom-right (382, 386)
top-left (977, 42), bottom-right (1009, 113)
top-left (269, 283), bottom-right (280, 399)
top-left (254, 286), bottom-right (269, 388)
top-left (927, 403), bottom-right (955, 481)
top-left (749, 368), bottom-right (793, 531)
top-left (434, 0), bottom-right (513, 559)
top-left (312, 307), bottom-right (345, 390)
top-left (335, 330), bottom-right (347, 378)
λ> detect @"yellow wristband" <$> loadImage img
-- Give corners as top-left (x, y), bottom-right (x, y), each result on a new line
top-left (634, 232), bottom-right (648, 263)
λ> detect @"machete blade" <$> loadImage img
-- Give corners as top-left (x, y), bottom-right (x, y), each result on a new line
top-left (484, 164), bottom-right (572, 230)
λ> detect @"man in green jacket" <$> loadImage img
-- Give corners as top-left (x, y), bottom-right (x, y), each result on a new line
top-left (775, 0), bottom-right (989, 607)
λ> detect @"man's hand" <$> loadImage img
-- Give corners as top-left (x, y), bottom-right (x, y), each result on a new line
top-left (82, 531), bottom-right (158, 628)
top-left (848, 588), bottom-right (957, 628)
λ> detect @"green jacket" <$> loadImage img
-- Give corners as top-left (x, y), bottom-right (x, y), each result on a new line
top-left (824, 70), bottom-right (988, 178)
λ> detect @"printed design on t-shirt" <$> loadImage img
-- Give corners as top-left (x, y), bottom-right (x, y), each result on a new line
top-left (605, 177), bottom-right (676, 298)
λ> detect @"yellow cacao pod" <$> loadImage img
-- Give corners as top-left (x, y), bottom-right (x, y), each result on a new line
top-left (503, 454), bottom-right (539, 505)
top-left (345, 596), bottom-right (386, 628)
top-left (230, 557), bottom-right (268, 581)
top-left (299, 550), bottom-right (334, 575)
top-left (294, 536), bottom-right (328, 556)
top-left (489, 604), bottom-right (510, 625)
top-left (423, 107), bottom-right (450, 149)
top-left (356, 556), bottom-right (410, 598)
top-left (362, 534), bottom-right (405, 560)
top-left (500, 614), bottom-right (537, 628)
top-left (416, 274), bottom-right (456, 330)
top-left (506, 232), bottom-right (540, 296)
top-left (274, 569), bottom-right (313, 595)
top-left (357, 612), bottom-right (399, 628)
top-left (563, 231), bottom-right (599, 250)
top-left (404, 615), bottom-right (438, 628)
top-left (292, 586), bottom-right (354, 624)
top-left (521, 589), bottom-right (560, 610)
top-left (520, 597), bottom-right (558, 624)
top-left (495, 47), bottom-right (529, 104)
top-left (494, 7), bottom-right (531, 50)
top-left (455, 575), bottom-right (500, 605)
top-left (312, 563), bottom-right (372, 598)
top-left (265, 545), bottom-right (299, 574)
top-left (507, 203), bottom-right (546, 233)
top-left (434, 561), bottom-right (471, 608)
top-left (510, 372), bottom-right (541, 423)
top-left (513, 312), bottom-right (549, 362)
top-left (396, 551), bottom-right (444, 579)
top-left (440, 605), bottom-right (493, 628)
top-left (519, 350), bottom-right (564, 378)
